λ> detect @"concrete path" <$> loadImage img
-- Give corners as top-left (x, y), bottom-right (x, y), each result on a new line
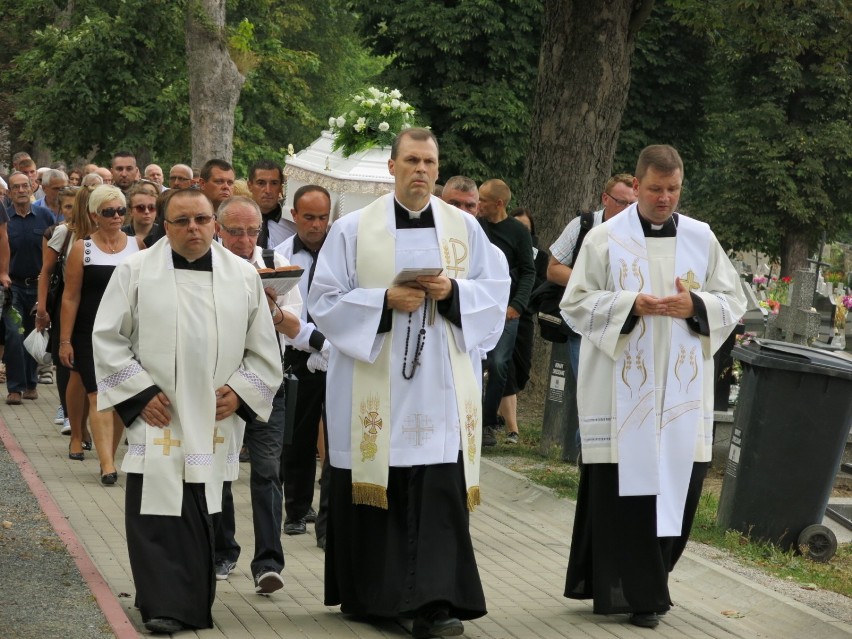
top-left (1, 384), bottom-right (850, 638)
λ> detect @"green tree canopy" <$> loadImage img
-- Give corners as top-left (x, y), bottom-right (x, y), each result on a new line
top-left (350, 0), bottom-right (543, 186)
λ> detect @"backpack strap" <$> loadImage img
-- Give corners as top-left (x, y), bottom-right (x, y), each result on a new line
top-left (570, 211), bottom-right (596, 266)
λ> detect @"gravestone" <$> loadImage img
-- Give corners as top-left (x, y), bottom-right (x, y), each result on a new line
top-left (764, 269), bottom-right (821, 345)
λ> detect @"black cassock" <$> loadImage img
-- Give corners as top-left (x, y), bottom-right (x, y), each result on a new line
top-left (125, 473), bottom-right (216, 629)
top-left (324, 451), bottom-right (487, 621)
top-left (565, 461), bottom-right (709, 614)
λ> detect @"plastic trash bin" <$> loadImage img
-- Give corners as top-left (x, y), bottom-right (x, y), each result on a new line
top-left (716, 338), bottom-right (852, 561)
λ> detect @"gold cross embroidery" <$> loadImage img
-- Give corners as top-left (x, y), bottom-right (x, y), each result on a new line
top-left (679, 270), bottom-right (701, 291)
top-left (153, 428), bottom-right (181, 456)
top-left (213, 427), bottom-right (225, 451)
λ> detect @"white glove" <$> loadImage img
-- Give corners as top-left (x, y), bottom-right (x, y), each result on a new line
top-left (307, 340), bottom-right (330, 373)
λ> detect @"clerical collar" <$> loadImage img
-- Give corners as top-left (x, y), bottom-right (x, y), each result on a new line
top-left (292, 234), bottom-right (322, 255)
top-left (262, 202), bottom-right (282, 223)
top-left (394, 197), bottom-right (431, 218)
top-left (172, 249), bottom-right (213, 271)
top-left (394, 199), bottom-right (435, 229)
top-left (636, 209), bottom-right (679, 238)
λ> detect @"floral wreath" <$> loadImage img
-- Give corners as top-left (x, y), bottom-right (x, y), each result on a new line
top-left (328, 87), bottom-right (420, 157)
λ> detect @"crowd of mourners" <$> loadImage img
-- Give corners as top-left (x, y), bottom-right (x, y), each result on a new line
top-left (0, 132), bottom-right (747, 635)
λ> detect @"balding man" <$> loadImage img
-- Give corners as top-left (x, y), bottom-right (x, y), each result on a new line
top-left (144, 164), bottom-right (166, 191)
top-left (95, 167), bottom-right (113, 185)
top-left (213, 195), bottom-right (301, 595)
top-left (477, 179), bottom-right (535, 446)
top-left (168, 164), bottom-right (194, 190)
top-left (441, 175), bottom-right (479, 216)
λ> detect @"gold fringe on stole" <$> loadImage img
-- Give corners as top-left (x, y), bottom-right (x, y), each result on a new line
top-left (466, 485), bottom-right (481, 512)
top-left (352, 482), bottom-right (389, 509)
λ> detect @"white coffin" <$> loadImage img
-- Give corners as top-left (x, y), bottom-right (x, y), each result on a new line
top-left (283, 131), bottom-right (393, 222)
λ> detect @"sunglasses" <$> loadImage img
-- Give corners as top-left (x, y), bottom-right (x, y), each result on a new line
top-left (220, 225), bottom-right (261, 238)
top-left (99, 206), bottom-right (127, 218)
top-left (165, 214), bottom-right (214, 227)
top-left (132, 203), bottom-right (157, 213)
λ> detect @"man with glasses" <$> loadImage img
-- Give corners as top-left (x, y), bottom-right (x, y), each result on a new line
top-left (92, 188), bottom-right (283, 634)
top-left (247, 159), bottom-right (296, 249)
top-left (168, 164), bottom-right (194, 190)
top-left (3, 172), bottom-right (54, 405)
top-left (212, 195), bottom-right (301, 595)
top-left (547, 173), bottom-right (636, 376)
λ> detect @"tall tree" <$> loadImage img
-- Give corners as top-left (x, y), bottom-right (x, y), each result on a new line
top-left (674, 0), bottom-right (852, 274)
top-left (523, 0), bottom-right (654, 248)
top-left (186, 0), bottom-right (245, 164)
top-left (350, 0), bottom-right (543, 186)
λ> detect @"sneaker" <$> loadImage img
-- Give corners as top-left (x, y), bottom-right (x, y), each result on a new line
top-left (482, 426), bottom-right (497, 447)
top-left (283, 518), bottom-right (307, 535)
top-left (505, 431), bottom-right (519, 445)
top-left (60, 418), bottom-right (71, 435)
top-left (214, 559), bottom-right (237, 581)
top-left (254, 570), bottom-right (284, 595)
top-left (54, 405), bottom-right (65, 425)
top-left (304, 506), bottom-right (317, 523)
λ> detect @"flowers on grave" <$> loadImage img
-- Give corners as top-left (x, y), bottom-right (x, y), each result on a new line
top-left (752, 275), bottom-right (768, 290)
top-left (759, 299), bottom-right (781, 315)
top-left (835, 294), bottom-right (850, 331)
top-left (825, 270), bottom-right (846, 285)
top-left (767, 275), bottom-right (791, 306)
top-left (327, 87), bottom-right (420, 157)
top-left (842, 295), bottom-right (852, 310)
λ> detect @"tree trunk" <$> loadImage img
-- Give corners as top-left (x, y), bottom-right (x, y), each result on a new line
top-left (185, 0), bottom-right (245, 165)
top-left (523, 0), bottom-right (654, 250)
top-left (779, 228), bottom-right (810, 277)
top-left (521, 0), bottom-right (653, 399)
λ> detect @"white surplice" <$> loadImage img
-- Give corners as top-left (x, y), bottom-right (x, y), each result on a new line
top-left (308, 194), bottom-right (509, 472)
top-left (93, 239), bottom-right (284, 516)
top-left (561, 206), bottom-right (746, 534)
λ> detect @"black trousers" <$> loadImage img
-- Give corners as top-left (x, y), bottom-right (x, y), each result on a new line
top-left (280, 373), bottom-right (325, 522)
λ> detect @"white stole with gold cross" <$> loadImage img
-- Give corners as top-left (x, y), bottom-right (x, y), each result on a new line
top-left (608, 207), bottom-right (710, 536)
top-left (350, 196), bottom-right (483, 510)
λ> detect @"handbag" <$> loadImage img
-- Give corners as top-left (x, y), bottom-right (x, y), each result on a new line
top-left (46, 227), bottom-right (73, 318)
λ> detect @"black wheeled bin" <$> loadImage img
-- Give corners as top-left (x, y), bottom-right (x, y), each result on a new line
top-left (717, 339), bottom-right (852, 560)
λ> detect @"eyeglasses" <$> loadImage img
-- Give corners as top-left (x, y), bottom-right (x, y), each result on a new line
top-left (220, 225), bottom-right (261, 238)
top-left (132, 203), bottom-right (157, 213)
top-left (165, 214), bottom-right (214, 227)
top-left (99, 206), bottom-right (127, 218)
top-left (605, 193), bottom-right (630, 207)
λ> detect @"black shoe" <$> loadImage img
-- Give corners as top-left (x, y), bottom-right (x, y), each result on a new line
top-left (68, 444), bottom-right (84, 461)
top-left (304, 507), bottom-right (317, 523)
top-left (283, 518), bottom-right (307, 535)
top-left (412, 607), bottom-right (464, 639)
top-left (628, 612), bottom-right (660, 628)
top-left (100, 469), bottom-right (118, 485)
top-left (482, 427), bottom-right (497, 447)
top-left (82, 439), bottom-right (92, 451)
top-left (144, 617), bottom-right (185, 634)
top-left (316, 535), bottom-right (326, 551)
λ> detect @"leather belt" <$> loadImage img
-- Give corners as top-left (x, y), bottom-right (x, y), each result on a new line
top-left (11, 276), bottom-right (39, 287)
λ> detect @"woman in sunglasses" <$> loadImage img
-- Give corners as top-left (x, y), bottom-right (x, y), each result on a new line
top-left (122, 183), bottom-right (161, 246)
top-left (59, 185), bottom-right (145, 484)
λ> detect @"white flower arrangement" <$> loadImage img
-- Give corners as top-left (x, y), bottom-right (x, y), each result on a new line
top-left (328, 87), bottom-right (420, 157)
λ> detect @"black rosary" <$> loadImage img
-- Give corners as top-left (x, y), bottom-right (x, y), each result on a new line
top-left (401, 306), bottom-right (427, 380)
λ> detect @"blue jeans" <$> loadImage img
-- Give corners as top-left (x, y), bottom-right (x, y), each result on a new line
top-left (4, 284), bottom-right (38, 393)
top-left (483, 317), bottom-right (519, 426)
top-left (215, 388), bottom-right (286, 575)
top-left (566, 331), bottom-right (581, 379)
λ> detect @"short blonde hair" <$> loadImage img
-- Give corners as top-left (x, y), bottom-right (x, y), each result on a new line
top-left (88, 185), bottom-right (126, 213)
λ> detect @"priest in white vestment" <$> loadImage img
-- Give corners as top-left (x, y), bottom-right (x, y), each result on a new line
top-left (92, 189), bottom-right (283, 634)
top-left (308, 128), bottom-right (509, 639)
top-left (560, 145), bottom-right (746, 630)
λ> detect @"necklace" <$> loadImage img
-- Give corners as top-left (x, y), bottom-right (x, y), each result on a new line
top-left (401, 307), bottom-right (427, 380)
top-left (99, 234), bottom-right (121, 253)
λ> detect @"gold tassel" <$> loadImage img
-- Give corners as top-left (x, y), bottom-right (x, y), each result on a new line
top-left (466, 486), bottom-right (481, 512)
top-left (352, 482), bottom-right (389, 509)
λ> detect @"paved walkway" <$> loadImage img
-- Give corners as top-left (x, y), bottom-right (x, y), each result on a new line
top-left (1, 384), bottom-right (850, 638)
